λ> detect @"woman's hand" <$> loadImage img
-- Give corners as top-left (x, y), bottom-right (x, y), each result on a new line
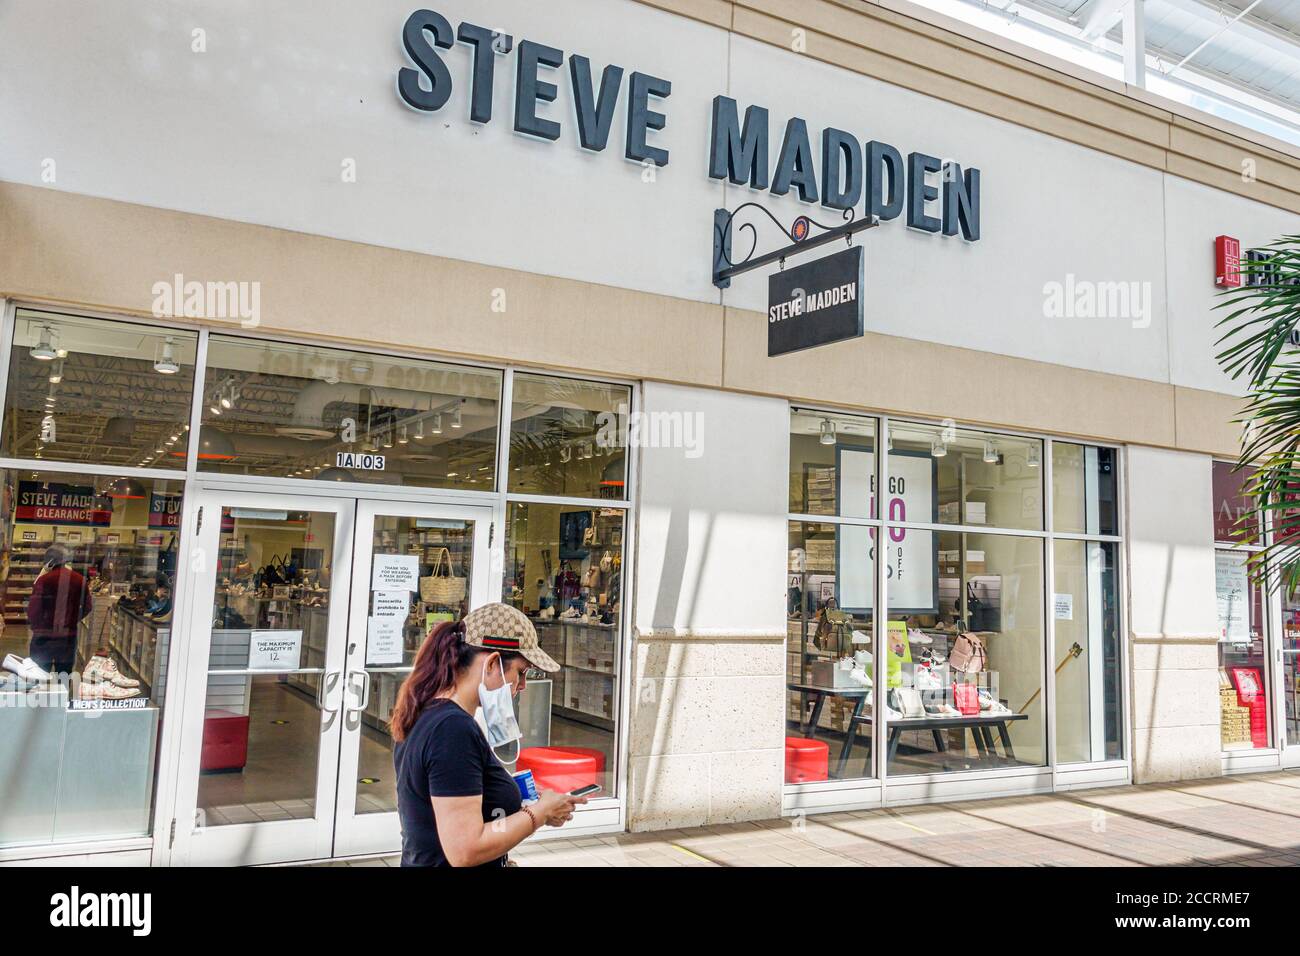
top-left (533, 789), bottom-right (588, 827)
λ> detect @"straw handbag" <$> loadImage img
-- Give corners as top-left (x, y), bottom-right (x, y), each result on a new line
top-left (420, 548), bottom-right (466, 605)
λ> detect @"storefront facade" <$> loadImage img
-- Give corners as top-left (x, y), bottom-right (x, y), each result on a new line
top-left (2, 0), bottom-right (1300, 864)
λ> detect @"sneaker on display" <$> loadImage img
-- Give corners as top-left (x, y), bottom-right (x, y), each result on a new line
top-left (77, 681), bottom-right (141, 701)
top-left (914, 667), bottom-right (941, 691)
top-left (2, 654), bottom-right (51, 683)
top-left (83, 654), bottom-right (140, 688)
top-left (848, 667), bottom-right (872, 688)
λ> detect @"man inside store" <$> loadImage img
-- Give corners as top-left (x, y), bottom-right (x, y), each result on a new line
top-left (26, 545), bottom-right (92, 676)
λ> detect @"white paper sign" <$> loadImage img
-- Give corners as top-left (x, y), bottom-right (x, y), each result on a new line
top-left (366, 616), bottom-right (404, 666)
top-left (372, 554), bottom-right (419, 592)
top-left (372, 589), bottom-right (410, 619)
top-left (838, 448), bottom-right (935, 612)
top-left (249, 630), bottom-right (303, 670)
top-left (1216, 551), bottom-right (1250, 645)
top-left (1054, 593), bottom-right (1074, 620)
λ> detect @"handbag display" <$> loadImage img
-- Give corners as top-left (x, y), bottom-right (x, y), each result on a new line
top-left (599, 551), bottom-right (613, 573)
top-left (948, 632), bottom-right (988, 674)
top-left (896, 687), bottom-right (925, 719)
top-left (953, 681), bottom-right (981, 716)
top-left (582, 565), bottom-right (600, 588)
top-left (419, 547), bottom-right (467, 605)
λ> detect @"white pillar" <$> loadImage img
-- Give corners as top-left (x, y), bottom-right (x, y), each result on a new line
top-left (1122, 0), bottom-right (1147, 88)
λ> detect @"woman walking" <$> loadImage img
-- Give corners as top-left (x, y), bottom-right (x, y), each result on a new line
top-left (389, 603), bottom-right (585, 867)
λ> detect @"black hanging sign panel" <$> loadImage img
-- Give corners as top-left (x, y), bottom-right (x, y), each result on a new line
top-left (767, 246), bottom-right (864, 357)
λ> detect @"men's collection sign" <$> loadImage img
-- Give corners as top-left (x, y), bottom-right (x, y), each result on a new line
top-left (16, 482), bottom-right (112, 526)
top-left (767, 246), bottom-right (864, 356)
top-left (395, 9), bottom-right (981, 241)
top-left (1216, 551), bottom-right (1250, 645)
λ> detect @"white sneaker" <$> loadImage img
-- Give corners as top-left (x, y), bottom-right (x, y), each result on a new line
top-left (3, 654), bottom-right (50, 682)
top-left (848, 667), bottom-right (872, 688)
top-left (914, 666), bottom-right (941, 690)
top-left (538, 606), bottom-right (555, 621)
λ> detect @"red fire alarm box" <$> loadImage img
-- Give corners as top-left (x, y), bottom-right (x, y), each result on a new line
top-left (1216, 235), bottom-right (1242, 288)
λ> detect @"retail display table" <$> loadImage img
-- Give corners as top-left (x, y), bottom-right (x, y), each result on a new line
top-left (852, 712), bottom-right (1029, 764)
top-left (789, 682), bottom-right (1029, 777)
top-left (787, 682), bottom-right (870, 778)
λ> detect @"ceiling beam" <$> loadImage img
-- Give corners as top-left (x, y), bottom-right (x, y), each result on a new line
top-left (1080, 0), bottom-right (1131, 39)
top-left (1162, 0), bottom-right (1300, 65)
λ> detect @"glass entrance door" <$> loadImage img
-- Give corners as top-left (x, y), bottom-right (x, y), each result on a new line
top-left (171, 490), bottom-right (356, 866)
top-left (332, 501), bottom-right (493, 857)
top-left (1281, 584), bottom-right (1300, 765)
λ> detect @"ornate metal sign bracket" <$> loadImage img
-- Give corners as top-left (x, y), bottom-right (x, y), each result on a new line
top-left (712, 203), bottom-right (879, 289)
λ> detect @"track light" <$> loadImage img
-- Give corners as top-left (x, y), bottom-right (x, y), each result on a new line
top-left (431, 413), bottom-right (443, 435)
top-left (398, 424), bottom-right (409, 444)
top-left (983, 440), bottom-right (998, 464)
top-left (383, 430), bottom-right (393, 449)
top-left (931, 436), bottom-right (947, 458)
top-left (30, 327), bottom-right (56, 361)
top-left (219, 382), bottom-right (237, 409)
top-left (819, 419), bottom-right (836, 446)
top-left (154, 337), bottom-right (180, 375)
top-left (414, 419), bottom-right (424, 441)
top-left (48, 359), bottom-right (64, 385)
top-left (451, 404), bottom-right (462, 429)
top-left (1027, 444), bottom-right (1041, 468)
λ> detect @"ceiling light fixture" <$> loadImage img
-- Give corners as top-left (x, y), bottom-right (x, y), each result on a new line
top-left (431, 413), bottom-right (443, 435)
top-left (398, 424), bottom-right (409, 445)
top-left (414, 419), bottom-right (425, 441)
top-left (451, 404), bottom-right (463, 429)
top-left (48, 359), bottom-right (64, 385)
top-left (931, 436), bottom-right (947, 458)
top-left (154, 337), bottom-right (180, 374)
top-left (983, 440), bottom-right (998, 464)
top-left (1027, 444), bottom-right (1041, 468)
top-left (30, 326), bottom-right (57, 361)
top-left (819, 419), bottom-right (836, 446)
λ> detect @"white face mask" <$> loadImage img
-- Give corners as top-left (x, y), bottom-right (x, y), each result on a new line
top-left (477, 655), bottom-right (522, 762)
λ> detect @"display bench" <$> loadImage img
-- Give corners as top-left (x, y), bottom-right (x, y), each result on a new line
top-left (0, 684), bottom-right (159, 846)
top-left (536, 619), bottom-right (616, 731)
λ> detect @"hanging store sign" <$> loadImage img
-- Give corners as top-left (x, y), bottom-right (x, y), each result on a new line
top-left (767, 246), bottom-right (864, 356)
top-left (16, 482), bottom-right (112, 526)
top-left (148, 492), bottom-right (183, 529)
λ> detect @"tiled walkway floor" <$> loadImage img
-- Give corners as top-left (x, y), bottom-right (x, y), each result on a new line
top-left (322, 769), bottom-right (1300, 867)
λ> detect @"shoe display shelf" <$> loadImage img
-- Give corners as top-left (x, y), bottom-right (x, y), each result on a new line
top-left (551, 620), bottom-right (616, 732)
top-left (87, 602), bottom-right (171, 705)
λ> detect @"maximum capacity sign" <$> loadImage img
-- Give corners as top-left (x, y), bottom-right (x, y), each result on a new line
top-left (767, 245), bottom-right (864, 357)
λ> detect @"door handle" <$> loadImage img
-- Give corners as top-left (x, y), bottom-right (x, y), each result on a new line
top-left (318, 670), bottom-right (342, 715)
top-left (347, 669), bottom-right (372, 714)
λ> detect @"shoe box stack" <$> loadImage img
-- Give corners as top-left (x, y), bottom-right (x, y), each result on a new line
top-left (568, 626), bottom-right (615, 674)
top-left (566, 669), bottom-right (614, 720)
top-left (805, 467), bottom-right (835, 513)
top-left (1220, 685), bottom-right (1252, 747)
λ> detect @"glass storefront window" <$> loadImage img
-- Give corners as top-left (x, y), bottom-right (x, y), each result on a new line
top-left (789, 409), bottom-right (877, 518)
top-left (198, 336), bottom-right (502, 489)
top-left (887, 420), bottom-right (1043, 531)
top-left (1212, 461), bottom-right (1259, 545)
top-left (786, 521), bottom-right (876, 781)
top-left (0, 470), bottom-right (183, 847)
top-left (886, 530), bottom-right (1046, 774)
top-left (1053, 540), bottom-right (1122, 762)
top-left (3, 310), bottom-right (197, 470)
top-left (507, 373), bottom-right (631, 500)
top-left (1052, 442), bottom-right (1118, 536)
top-left (1215, 550), bottom-right (1271, 750)
top-left (502, 501), bottom-right (624, 796)
top-left (1282, 577), bottom-right (1300, 749)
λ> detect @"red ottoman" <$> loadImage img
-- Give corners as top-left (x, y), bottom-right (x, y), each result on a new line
top-left (785, 736), bottom-right (829, 784)
top-left (201, 709), bottom-right (250, 772)
top-left (516, 746), bottom-right (606, 793)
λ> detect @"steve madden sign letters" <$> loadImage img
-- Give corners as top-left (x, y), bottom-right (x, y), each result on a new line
top-left (395, 9), bottom-right (981, 240)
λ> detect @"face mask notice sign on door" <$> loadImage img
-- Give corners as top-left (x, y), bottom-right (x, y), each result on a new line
top-left (366, 617), bottom-right (404, 666)
top-left (372, 554), bottom-right (419, 592)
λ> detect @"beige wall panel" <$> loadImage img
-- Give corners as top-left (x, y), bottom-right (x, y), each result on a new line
top-left (1173, 387), bottom-right (1245, 458)
top-left (1170, 122), bottom-right (1300, 199)
top-left (632, 0), bottom-right (734, 29)
top-left (722, 306), bottom-right (1180, 446)
top-left (0, 184), bottom-right (725, 387)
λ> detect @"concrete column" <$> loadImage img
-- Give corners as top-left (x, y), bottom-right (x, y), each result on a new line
top-left (1125, 445), bottom-right (1221, 783)
top-left (628, 383), bottom-right (787, 831)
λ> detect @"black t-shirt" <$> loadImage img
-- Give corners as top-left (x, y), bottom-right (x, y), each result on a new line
top-left (394, 698), bottom-right (522, 867)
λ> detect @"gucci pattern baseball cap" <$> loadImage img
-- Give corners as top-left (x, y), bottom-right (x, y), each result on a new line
top-left (462, 603), bottom-right (560, 672)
